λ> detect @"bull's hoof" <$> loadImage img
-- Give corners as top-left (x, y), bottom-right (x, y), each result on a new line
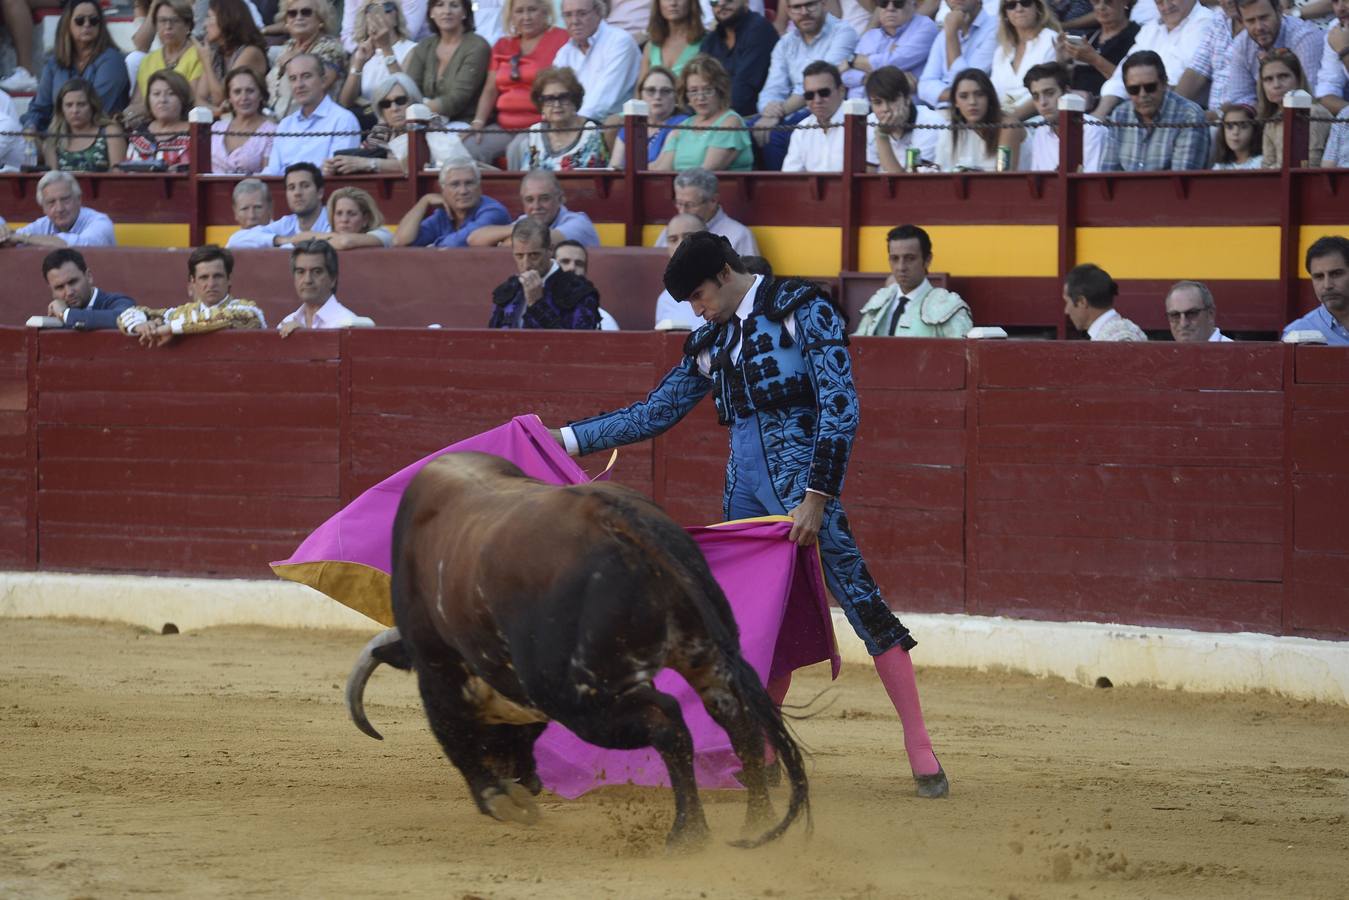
top-left (914, 767), bottom-right (949, 799)
top-left (484, 782), bottom-right (541, 825)
top-left (665, 822), bottom-right (711, 855)
top-left (519, 772), bottom-right (543, 796)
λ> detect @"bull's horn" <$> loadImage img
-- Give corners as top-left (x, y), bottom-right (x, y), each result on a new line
top-left (345, 627), bottom-right (402, 741)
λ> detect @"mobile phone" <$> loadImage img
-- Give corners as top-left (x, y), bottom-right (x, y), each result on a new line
top-left (1064, 34), bottom-right (1086, 45)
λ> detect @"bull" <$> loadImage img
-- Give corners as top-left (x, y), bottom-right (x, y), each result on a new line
top-left (344, 452), bottom-right (809, 849)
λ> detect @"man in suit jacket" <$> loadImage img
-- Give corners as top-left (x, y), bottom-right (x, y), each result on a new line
top-left (41, 248), bottom-right (135, 331)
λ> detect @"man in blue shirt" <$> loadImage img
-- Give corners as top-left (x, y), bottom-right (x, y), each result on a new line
top-left (917, 0), bottom-right (998, 108)
top-left (840, 0), bottom-right (940, 99)
top-left (393, 160), bottom-right (511, 248)
top-left (1100, 51), bottom-right (1210, 171)
top-left (262, 54), bottom-right (362, 176)
top-left (467, 170), bottom-right (601, 247)
top-left (1284, 236), bottom-right (1349, 345)
top-left (0, 171), bottom-right (116, 250)
top-left (40, 248), bottom-right (135, 331)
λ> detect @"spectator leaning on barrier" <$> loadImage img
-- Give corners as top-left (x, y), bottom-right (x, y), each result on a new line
top-left (1221, 0), bottom-right (1324, 108)
top-left (228, 162), bottom-right (331, 248)
top-left (1011, 61), bottom-right (1106, 171)
top-left (854, 224), bottom-right (973, 338)
top-left (39, 248), bottom-right (136, 331)
top-left (654, 212), bottom-right (708, 330)
top-left (117, 244), bottom-right (267, 346)
top-left (1063, 262), bottom-right (1148, 340)
top-left (1314, 0), bottom-right (1348, 115)
top-left (866, 65), bottom-right (944, 172)
top-left (230, 178), bottom-right (274, 229)
top-left (279, 239), bottom-right (366, 336)
top-left (1165, 280), bottom-right (1232, 342)
top-left (918, 0), bottom-right (998, 109)
top-left (1100, 50), bottom-right (1211, 171)
top-left (468, 169), bottom-right (601, 246)
top-left (700, 0), bottom-right (779, 118)
top-left (262, 54), bottom-right (363, 176)
top-left (653, 167), bottom-right (759, 256)
top-left (489, 217), bottom-right (600, 329)
top-left (1283, 235), bottom-right (1349, 344)
top-left (781, 61), bottom-right (848, 172)
top-left (0, 171), bottom-right (117, 250)
top-left (1094, 0), bottom-right (1216, 120)
top-left (553, 0), bottom-right (641, 120)
top-left (394, 158), bottom-right (512, 246)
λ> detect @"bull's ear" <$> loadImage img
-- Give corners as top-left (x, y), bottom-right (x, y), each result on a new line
top-left (372, 639), bottom-right (412, 670)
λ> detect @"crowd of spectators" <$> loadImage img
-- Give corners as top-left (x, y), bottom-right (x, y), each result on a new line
top-left (0, 0), bottom-right (1344, 177)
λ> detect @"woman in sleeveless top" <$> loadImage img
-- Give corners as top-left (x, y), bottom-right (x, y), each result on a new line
top-left (42, 77), bottom-right (127, 172)
top-left (196, 0), bottom-right (269, 108)
top-left (639, 0), bottom-right (705, 83)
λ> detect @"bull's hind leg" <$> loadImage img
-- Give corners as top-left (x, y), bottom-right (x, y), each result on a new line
top-left (565, 683), bottom-right (709, 851)
top-left (414, 664), bottom-right (540, 825)
top-left (683, 661), bottom-right (775, 834)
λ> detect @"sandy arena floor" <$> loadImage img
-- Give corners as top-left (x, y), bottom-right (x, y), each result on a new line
top-left (2, 618), bottom-right (1347, 899)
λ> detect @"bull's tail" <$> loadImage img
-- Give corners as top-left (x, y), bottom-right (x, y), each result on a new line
top-left (724, 649), bottom-right (812, 849)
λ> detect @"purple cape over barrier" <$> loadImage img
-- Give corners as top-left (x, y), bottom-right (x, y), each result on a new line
top-left (272, 415), bottom-right (839, 797)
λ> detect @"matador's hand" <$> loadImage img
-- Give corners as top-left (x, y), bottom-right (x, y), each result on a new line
top-left (787, 492), bottom-right (827, 546)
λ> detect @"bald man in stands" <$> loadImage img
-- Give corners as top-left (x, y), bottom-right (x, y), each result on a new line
top-left (467, 171), bottom-right (601, 248)
top-left (654, 213), bottom-right (708, 330)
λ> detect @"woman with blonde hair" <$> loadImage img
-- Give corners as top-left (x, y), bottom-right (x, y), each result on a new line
top-left (324, 74), bottom-right (470, 173)
top-left (1257, 50), bottom-right (1331, 169)
top-left (466, 0), bottom-right (568, 163)
top-left (43, 78), bottom-right (128, 172)
top-left (339, 0), bottom-right (421, 111)
top-left (267, 0), bottom-right (348, 118)
top-left (652, 55), bottom-right (751, 171)
top-left (990, 0), bottom-right (1060, 119)
top-left (610, 65), bottom-right (689, 165)
top-left (640, 0), bottom-right (706, 82)
top-left (292, 186), bottom-right (395, 249)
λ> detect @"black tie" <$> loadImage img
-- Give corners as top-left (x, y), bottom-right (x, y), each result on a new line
top-left (715, 316), bottom-right (742, 374)
top-left (886, 295), bottom-right (911, 336)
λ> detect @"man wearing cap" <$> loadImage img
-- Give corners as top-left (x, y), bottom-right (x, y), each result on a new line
top-left (551, 232), bottom-right (949, 799)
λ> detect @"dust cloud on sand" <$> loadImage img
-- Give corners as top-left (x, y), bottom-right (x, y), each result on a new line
top-left (2, 619), bottom-right (1347, 899)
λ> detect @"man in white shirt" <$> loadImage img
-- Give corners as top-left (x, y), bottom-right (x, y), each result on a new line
top-left (554, 0), bottom-right (641, 120)
top-left (1165, 280), bottom-right (1233, 342)
top-left (1063, 263), bottom-right (1148, 341)
top-left (1016, 62), bottom-right (1106, 172)
top-left (654, 213), bottom-right (708, 330)
top-left (1094, 0), bottom-right (1216, 119)
top-left (782, 61), bottom-right (849, 172)
top-left (756, 0), bottom-right (859, 138)
top-left (262, 55), bottom-right (363, 176)
top-left (230, 179), bottom-right (274, 231)
top-left (0, 171), bottom-right (116, 249)
top-left (228, 164), bottom-right (331, 249)
top-left (279, 239), bottom-right (363, 336)
top-left (653, 168), bottom-right (759, 256)
top-left (1313, 0), bottom-right (1348, 115)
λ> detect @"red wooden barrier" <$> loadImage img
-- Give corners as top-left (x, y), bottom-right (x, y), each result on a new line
top-left (4, 328), bottom-right (1347, 641)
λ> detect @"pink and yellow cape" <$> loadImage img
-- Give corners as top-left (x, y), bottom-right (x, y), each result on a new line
top-left (272, 414), bottom-right (839, 798)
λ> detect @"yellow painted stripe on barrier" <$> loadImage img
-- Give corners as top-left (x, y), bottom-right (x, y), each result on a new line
top-left (859, 224), bottom-right (1058, 277)
top-left (641, 223), bottom-right (666, 247)
top-left (594, 223), bottom-right (625, 247)
top-left (1077, 227), bottom-right (1281, 280)
top-left (205, 225), bottom-right (240, 246)
top-left (114, 224), bottom-right (190, 248)
top-left (642, 224), bottom-right (841, 277)
top-left (1297, 226), bottom-right (1349, 279)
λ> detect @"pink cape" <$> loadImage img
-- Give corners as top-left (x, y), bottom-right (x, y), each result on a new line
top-left (272, 415), bottom-right (839, 798)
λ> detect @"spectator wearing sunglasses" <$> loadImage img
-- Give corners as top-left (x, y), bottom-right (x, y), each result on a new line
top-left (340, 0), bottom-right (420, 111)
top-left (510, 65), bottom-right (609, 169)
top-left (700, 0), bottom-right (778, 118)
top-left (840, 0), bottom-right (938, 100)
top-left (22, 2), bottom-right (130, 133)
top-left (1164, 281), bottom-right (1232, 342)
top-left (1100, 50), bottom-right (1210, 171)
top-left (402, 0), bottom-right (492, 123)
top-left (609, 66), bottom-right (690, 164)
top-left (991, 0), bottom-right (1061, 119)
top-left (781, 60), bottom-right (847, 172)
top-left (466, 0), bottom-right (569, 163)
top-left (267, 0), bottom-right (348, 118)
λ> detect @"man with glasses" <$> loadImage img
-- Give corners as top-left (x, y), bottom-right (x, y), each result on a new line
top-left (781, 61), bottom-right (848, 171)
top-left (1164, 281), bottom-right (1232, 342)
top-left (840, 0), bottom-right (937, 99)
top-left (1220, 0), bottom-right (1323, 107)
top-left (1094, 0), bottom-right (1215, 119)
top-left (756, 0), bottom-right (858, 166)
top-left (1100, 50), bottom-right (1210, 171)
top-left (701, 0), bottom-right (779, 117)
top-left (262, 54), bottom-right (362, 175)
top-left (554, 0), bottom-right (640, 120)
top-left (394, 159), bottom-right (511, 247)
top-left (468, 170), bottom-right (601, 247)
top-left (918, 0), bottom-right (997, 108)
top-left (653, 168), bottom-right (758, 256)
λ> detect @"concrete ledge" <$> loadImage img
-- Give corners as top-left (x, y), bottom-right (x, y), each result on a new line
top-left (4, 572), bottom-right (1346, 706)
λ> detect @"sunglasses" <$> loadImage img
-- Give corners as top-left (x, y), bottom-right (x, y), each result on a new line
top-left (285, 7), bottom-right (316, 17)
top-left (539, 92), bottom-right (574, 106)
top-left (1002, 0), bottom-right (1035, 9)
top-left (1166, 308), bottom-right (1209, 322)
top-left (72, 13), bottom-right (102, 26)
top-left (509, 52), bottom-right (522, 81)
top-left (1125, 80), bottom-right (1160, 95)
top-left (803, 87), bottom-right (833, 101)
top-left (642, 85), bottom-right (675, 96)
top-left (876, 0), bottom-right (909, 8)
top-left (378, 94), bottom-right (410, 109)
